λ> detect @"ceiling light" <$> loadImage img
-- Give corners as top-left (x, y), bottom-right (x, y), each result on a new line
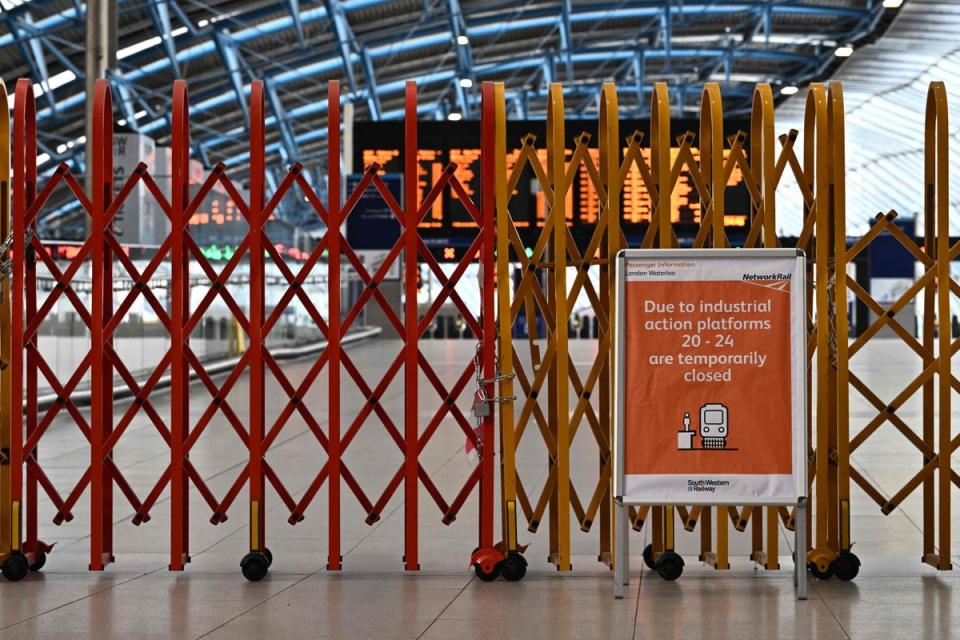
top-left (780, 85), bottom-right (799, 96)
top-left (447, 112), bottom-right (463, 121)
top-left (882, 0), bottom-right (903, 8)
top-left (459, 77), bottom-right (473, 88)
top-left (198, 18), bottom-right (210, 27)
top-left (835, 45), bottom-right (854, 57)
top-left (456, 35), bottom-right (469, 46)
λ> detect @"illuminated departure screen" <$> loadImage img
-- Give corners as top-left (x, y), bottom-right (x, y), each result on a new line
top-left (353, 119), bottom-right (752, 256)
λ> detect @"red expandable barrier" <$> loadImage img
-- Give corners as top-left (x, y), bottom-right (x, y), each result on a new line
top-left (6, 78), bottom-right (499, 580)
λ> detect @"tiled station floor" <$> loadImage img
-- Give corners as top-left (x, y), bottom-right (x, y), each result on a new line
top-left (1, 338), bottom-right (958, 639)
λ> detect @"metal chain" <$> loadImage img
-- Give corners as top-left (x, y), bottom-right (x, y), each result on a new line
top-left (826, 258), bottom-right (839, 365)
top-left (809, 257), bottom-right (839, 365)
top-left (0, 227), bottom-right (35, 300)
top-left (472, 341), bottom-right (516, 456)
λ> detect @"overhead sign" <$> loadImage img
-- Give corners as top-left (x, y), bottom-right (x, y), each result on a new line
top-left (614, 249), bottom-right (806, 505)
top-left (353, 119), bottom-right (753, 251)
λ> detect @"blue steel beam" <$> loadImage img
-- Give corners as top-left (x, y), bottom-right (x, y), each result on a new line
top-left (23, 0), bottom-right (887, 189)
top-left (36, 32), bottom-right (84, 79)
top-left (93, 41), bottom-right (821, 146)
top-left (5, 13), bottom-right (57, 113)
top-left (286, 0), bottom-right (306, 47)
top-left (111, 76), bottom-right (141, 132)
top-left (0, 1), bottom-right (872, 54)
top-left (264, 78), bottom-right (299, 164)
top-left (213, 30), bottom-right (251, 124)
top-left (660, 2), bottom-right (672, 66)
top-left (360, 47), bottom-right (382, 118)
top-left (632, 51), bottom-right (645, 102)
top-left (146, 0), bottom-right (181, 77)
top-left (446, 0), bottom-right (475, 116)
top-left (165, 0), bottom-right (198, 36)
top-left (323, 0), bottom-right (359, 93)
top-left (25, 0), bottom-right (871, 122)
top-left (559, 0), bottom-right (574, 81)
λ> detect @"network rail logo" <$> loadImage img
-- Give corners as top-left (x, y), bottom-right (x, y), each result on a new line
top-left (742, 272), bottom-right (792, 281)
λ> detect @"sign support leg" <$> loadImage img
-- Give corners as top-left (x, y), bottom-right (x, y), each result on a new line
top-left (614, 500), bottom-right (629, 599)
top-left (795, 497), bottom-right (807, 600)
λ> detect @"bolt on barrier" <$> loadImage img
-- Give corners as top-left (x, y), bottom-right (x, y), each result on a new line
top-left (0, 78), bottom-right (499, 582)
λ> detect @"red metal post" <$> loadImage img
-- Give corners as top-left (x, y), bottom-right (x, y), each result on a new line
top-left (478, 83), bottom-right (495, 550)
top-left (90, 79), bottom-right (115, 570)
top-left (327, 80), bottom-right (343, 571)
top-left (169, 80), bottom-right (191, 570)
top-left (10, 80), bottom-right (36, 558)
top-left (22, 86), bottom-right (38, 560)
top-left (403, 81), bottom-right (419, 570)
top-left (248, 81), bottom-right (267, 554)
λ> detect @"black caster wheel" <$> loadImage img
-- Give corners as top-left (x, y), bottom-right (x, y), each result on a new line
top-left (263, 548), bottom-right (273, 568)
top-left (240, 552), bottom-right (270, 582)
top-left (29, 551), bottom-right (46, 572)
top-left (642, 544), bottom-right (656, 570)
top-left (807, 560), bottom-right (834, 580)
top-left (474, 561), bottom-right (500, 582)
top-left (832, 551), bottom-right (860, 581)
top-left (2, 552), bottom-right (29, 582)
top-left (655, 551), bottom-right (684, 581)
top-left (501, 553), bottom-right (527, 582)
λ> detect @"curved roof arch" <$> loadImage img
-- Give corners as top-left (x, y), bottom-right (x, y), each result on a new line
top-left (0, 0), bottom-right (896, 233)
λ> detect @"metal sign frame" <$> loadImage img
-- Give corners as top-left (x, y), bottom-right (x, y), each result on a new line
top-left (612, 247), bottom-right (807, 600)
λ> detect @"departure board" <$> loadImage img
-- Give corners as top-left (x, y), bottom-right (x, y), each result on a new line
top-left (354, 119), bottom-right (752, 257)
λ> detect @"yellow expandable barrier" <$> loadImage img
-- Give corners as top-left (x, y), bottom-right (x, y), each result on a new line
top-left (492, 79), bottom-right (849, 577)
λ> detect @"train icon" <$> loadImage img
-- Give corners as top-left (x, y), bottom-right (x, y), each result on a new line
top-left (677, 403), bottom-right (731, 450)
top-left (699, 403), bottom-right (729, 449)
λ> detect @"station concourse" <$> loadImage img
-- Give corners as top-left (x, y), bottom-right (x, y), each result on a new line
top-left (0, 1), bottom-right (959, 639)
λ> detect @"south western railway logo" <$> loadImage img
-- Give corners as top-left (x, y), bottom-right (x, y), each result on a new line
top-left (687, 479), bottom-right (732, 493)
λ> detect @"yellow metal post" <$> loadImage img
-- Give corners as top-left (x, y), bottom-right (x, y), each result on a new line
top-left (699, 83), bottom-right (730, 570)
top-left (493, 82), bottom-right (521, 554)
top-left (700, 83), bottom-right (726, 249)
top-left (600, 82), bottom-right (620, 566)
top-left (922, 93), bottom-right (936, 561)
top-left (925, 81), bottom-right (951, 570)
top-left (804, 83), bottom-right (838, 575)
top-left (547, 83), bottom-right (571, 571)
top-left (750, 83), bottom-right (783, 569)
top-left (650, 82), bottom-right (672, 557)
top-left (829, 82), bottom-right (852, 558)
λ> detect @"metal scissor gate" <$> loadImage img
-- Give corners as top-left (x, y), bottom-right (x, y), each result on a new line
top-left (0, 76), bottom-right (957, 585)
top-left (488, 77), bottom-right (957, 584)
top-left (0, 78), bottom-right (500, 581)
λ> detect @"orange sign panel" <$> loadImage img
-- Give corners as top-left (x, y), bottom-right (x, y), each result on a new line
top-left (616, 251), bottom-right (806, 504)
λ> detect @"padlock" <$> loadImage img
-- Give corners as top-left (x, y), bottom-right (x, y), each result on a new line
top-left (473, 401), bottom-right (491, 418)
